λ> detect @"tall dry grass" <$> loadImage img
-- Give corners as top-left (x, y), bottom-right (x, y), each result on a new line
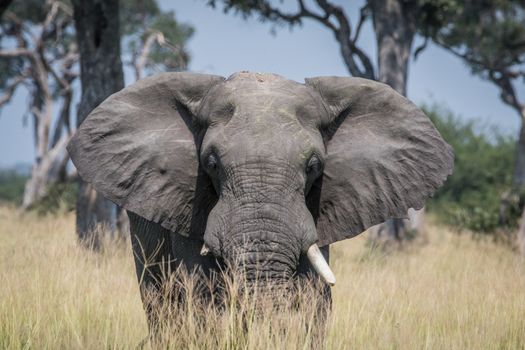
top-left (1, 204), bottom-right (525, 349)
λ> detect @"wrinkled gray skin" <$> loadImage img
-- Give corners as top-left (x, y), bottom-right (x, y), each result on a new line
top-left (68, 71), bottom-right (453, 331)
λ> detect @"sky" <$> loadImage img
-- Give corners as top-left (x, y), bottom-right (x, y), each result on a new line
top-left (0, 0), bottom-right (522, 167)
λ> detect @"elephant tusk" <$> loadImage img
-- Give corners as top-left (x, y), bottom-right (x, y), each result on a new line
top-left (200, 243), bottom-right (211, 256)
top-left (306, 244), bottom-right (336, 286)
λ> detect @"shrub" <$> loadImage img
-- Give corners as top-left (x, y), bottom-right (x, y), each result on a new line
top-left (424, 104), bottom-right (518, 233)
top-left (0, 170), bottom-right (28, 205)
top-left (0, 168), bottom-right (76, 214)
top-left (32, 181), bottom-right (77, 215)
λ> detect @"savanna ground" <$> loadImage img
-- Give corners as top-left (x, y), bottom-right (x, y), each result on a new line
top-left (1, 205), bottom-right (525, 349)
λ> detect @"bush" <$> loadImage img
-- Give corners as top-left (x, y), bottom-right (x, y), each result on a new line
top-left (425, 104), bottom-right (518, 233)
top-left (32, 181), bottom-right (77, 215)
top-left (0, 168), bottom-right (76, 214)
top-left (0, 170), bottom-right (28, 205)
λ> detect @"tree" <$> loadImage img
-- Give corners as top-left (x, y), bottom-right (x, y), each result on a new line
top-left (120, 0), bottom-right (193, 80)
top-left (0, 0), bottom-right (13, 18)
top-left (71, 0), bottom-right (193, 244)
top-left (0, 0), bottom-right (77, 209)
top-left (425, 104), bottom-right (516, 234)
top-left (0, 0), bottom-right (193, 245)
top-left (206, 0), bottom-right (451, 244)
top-left (422, 0), bottom-right (525, 252)
top-left (71, 0), bottom-right (124, 246)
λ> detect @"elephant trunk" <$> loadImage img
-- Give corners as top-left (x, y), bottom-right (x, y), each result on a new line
top-left (219, 200), bottom-right (307, 287)
top-left (224, 223), bottom-right (297, 284)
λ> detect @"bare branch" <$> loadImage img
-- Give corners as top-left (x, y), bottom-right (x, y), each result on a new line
top-left (50, 85), bottom-right (73, 147)
top-left (41, 1), bottom-right (74, 46)
top-left (413, 37), bottom-right (428, 60)
top-left (134, 31), bottom-right (160, 80)
top-left (0, 74), bottom-right (26, 108)
top-left (133, 29), bottom-right (189, 78)
top-left (159, 40), bottom-right (188, 71)
top-left (434, 39), bottom-right (524, 116)
top-left (0, 48), bottom-right (32, 57)
top-left (507, 69), bottom-right (525, 79)
top-left (353, 3), bottom-right (369, 44)
top-left (31, 106), bottom-right (43, 120)
top-left (43, 1), bottom-right (60, 27)
top-left (5, 11), bottom-right (37, 43)
top-left (434, 39), bottom-right (506, 73)
top-left (489, 70), bottom-right (523, 113)
top-left (315, 0), bottom-right (375, 78)
top-left (37, 41), bottom-right (77, 90)
top-left (56, 1), bottom-right (73, 17)
top-left (234, 0), bottom-right (375, 78)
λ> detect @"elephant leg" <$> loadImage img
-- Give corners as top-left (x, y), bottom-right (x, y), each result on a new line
top-left (128, 211), bottom-right (220, 342)
top-left (128, 211), bottom-right (174, 338)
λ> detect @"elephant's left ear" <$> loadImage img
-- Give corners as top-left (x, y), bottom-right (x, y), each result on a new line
top-left (305, 76), bottom-right (454, 246)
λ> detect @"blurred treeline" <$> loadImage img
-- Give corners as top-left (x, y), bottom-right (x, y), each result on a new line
top-left (0, 172), bottom-right (76, 214)
top-left (425, 106), bottom-right (519, 234)
top-left (1, 0), bottom-right (524, 250)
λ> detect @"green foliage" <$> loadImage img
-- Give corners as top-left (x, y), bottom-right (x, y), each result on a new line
top-left (0, 56), bottom-right (23, 90)
top-left (120, 0), bottom-right (161, 36)
top-left (0, 0), bottom-right (76, 95)
top-left (146, 11), bottom-right (194, 71)
top-left (0, 170), bottom-right (27, 205)
top-left (0, 168), bottom-right (76, 214)
top-left (425, 104), bottom-right (518, 232)
top-left (120, 0), bottom-right (194, 73)
top-left (422, 0), bottom-right (525, 79)
top-left (32, 181), bottom-right (77, 215)
top-left (6, 0), bottom-right (48, 23)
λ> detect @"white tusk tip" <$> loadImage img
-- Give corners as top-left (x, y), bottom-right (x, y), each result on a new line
top-left (325, 275), bottom-right (336, 287)
top-left (200, 243), bottom-right (211, 256)
top-left (306, 243), bottom-right (336, 287)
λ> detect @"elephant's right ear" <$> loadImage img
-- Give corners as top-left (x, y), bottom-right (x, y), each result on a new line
top-left (67, 72), bottom-right (225, 237)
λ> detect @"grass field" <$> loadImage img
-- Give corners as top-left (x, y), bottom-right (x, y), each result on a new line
top-left (1, 205), bottom-right (525, 349)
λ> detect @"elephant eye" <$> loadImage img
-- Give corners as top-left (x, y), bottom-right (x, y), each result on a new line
top-left (204, 152), bottom-right (221, 194)
top-left (207, 152), bottom-right (219, 173)
top-left (306, 154), bottom-right (322, 177)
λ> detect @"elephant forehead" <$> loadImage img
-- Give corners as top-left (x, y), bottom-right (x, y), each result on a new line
top-left (236, 94), bottom-right (301, 119)
top-left (209, 72), bottom-right (316, 107)
top-left (201, 73), bottom-right (325, 129)
top-left (226, 71), bottom-right (288, 83)
top-left (208, 109), bottom-right (324, 166)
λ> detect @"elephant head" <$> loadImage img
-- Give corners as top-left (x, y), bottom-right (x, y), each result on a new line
top-left (68, 71), bottom-right (453, 286)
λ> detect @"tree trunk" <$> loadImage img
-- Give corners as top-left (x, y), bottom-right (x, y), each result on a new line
top-left (72, 0), bottom-right (125, 246)
top-left (368, 0), bottom-right (423, 245)
top-left (500, 120), bottom-right (525, 226)
top-left (513, 121), bottom-right (525, 188)
top-left (518, 205), bottom-right (525, 256)
top-left (372, 0), bottom-right (415, 95)
top-left (22, 137), bottom-right (69, 209)
top-left (22, 49), bottom-right (66, 209)
top-left (514, 116), bottom-right (525, 254)
top-left (0, 0), bottom-right (13, 18)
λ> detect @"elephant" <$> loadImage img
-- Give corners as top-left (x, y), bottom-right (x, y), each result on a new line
top-left (67, 71), bottom-right (453, 333)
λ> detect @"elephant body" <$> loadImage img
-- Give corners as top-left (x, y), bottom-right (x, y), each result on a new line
top-left (68, 71), bottom-right (453, 333)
